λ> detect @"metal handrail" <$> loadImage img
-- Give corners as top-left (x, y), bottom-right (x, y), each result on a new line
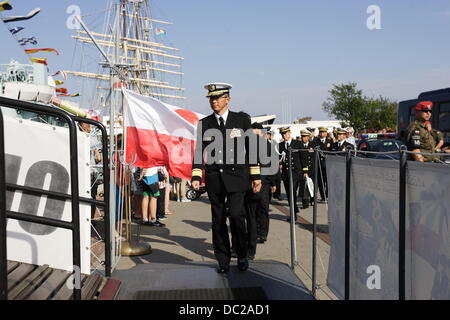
top-left (72, 116), bottom-right (111, 277)
top-left (344, 150), bottom-right (352, 300)
top-left (0, 97), bottom-right (82, 300)
top-left (0, 108), bottom-right (7, 300)
top-left (399, 150), bottom-right (407, 300)
top-left (287, 147), bottom-right (298, 271)
top-left (312, 149), bottom-right (318, 298)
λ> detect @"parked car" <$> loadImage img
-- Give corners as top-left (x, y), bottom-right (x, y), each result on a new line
top-left (357, 133), bottom-right (404, 160)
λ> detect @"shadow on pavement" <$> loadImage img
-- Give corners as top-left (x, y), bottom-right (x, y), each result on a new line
top-left (182, 219), bottom-right (211, 232)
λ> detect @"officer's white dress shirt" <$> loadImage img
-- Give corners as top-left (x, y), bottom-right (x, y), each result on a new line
top-left (214, 109), bottom-right (229, 126)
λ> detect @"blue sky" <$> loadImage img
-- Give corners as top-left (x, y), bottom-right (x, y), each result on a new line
top-left (2, 0), bottom-right (450, 123)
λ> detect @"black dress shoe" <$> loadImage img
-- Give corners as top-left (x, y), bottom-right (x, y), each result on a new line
top-left (237, 259), bottom-right (249, 271)
top-left (256, 237), bottom-right (266, 244)
top-left (217, 266), bottom-right (230, 274)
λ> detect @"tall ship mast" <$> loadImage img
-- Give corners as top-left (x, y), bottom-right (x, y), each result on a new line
top-left (67, 0), bottom-right (185, 118)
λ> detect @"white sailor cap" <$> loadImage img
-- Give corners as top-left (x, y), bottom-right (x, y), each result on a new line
top-left (204, 82), bottom-right (232, 98)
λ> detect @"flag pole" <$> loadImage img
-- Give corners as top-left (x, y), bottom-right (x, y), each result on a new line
top-left (75, 6), bottom-right (131, 271)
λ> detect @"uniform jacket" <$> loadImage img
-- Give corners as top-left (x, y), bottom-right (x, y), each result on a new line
top-left (311, 136), bottom-right (333, 163)
top-left (191, 111), bottom-right (260, 193)
top-left (258, 136), bottom-right (279, 186)
top-left (298, 140), bottom-right (314, 173)
top-left (404, 120), bottom-right (438, 161)
top-left (331, 140), bottom-right (355, 152)
top-left (278, 139), bottom-right (309, 178)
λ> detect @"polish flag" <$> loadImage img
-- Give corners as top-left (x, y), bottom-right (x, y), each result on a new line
top-left (123, 89), bottom-right (205, 180)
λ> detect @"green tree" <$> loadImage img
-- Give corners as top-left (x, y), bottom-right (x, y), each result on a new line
top-left (322, 82), bottom-right (397, 132)
top-left (364, 96), bottom-right (397, 131)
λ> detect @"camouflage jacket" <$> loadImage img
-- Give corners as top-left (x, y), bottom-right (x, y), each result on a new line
top-left (404, 120), bottom-right (437, 162)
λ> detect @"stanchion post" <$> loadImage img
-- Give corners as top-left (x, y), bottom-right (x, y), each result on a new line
top-left (312, 149), bottom-right (319, 298)
top-left (399, 149), bottom-right (407, 300)
top-left (288, 146), bottom-right (297, 270)
top-left (344, 150), bottom-right (352, 300)
top-left (0, 108), bottom-right (7, 300)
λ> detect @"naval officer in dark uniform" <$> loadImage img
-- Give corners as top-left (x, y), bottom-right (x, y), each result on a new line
top-left (298, 130), bottom-right (314, 209)
top-left (331, 128), bottom-right (355, 152)
top-left (278, 126), bottom-right (309, 222)
top-left (191, 83), bottom-right (261, 274)
top-left (311, 127), bottom-right (332, 202)
top-left (267, 129), bottom-right (282, 201)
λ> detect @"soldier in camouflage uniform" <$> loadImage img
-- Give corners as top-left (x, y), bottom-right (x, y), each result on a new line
top-left (428, 122), bottom-right (445, 152)
top-left (404, 101), bottom-right (438, 162)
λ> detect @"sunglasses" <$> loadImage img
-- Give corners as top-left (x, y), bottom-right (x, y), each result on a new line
top-left (421, 110), bottom-right (432, 113)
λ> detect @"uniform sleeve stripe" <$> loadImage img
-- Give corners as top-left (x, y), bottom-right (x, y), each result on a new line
top-left (250, 166), bottom-right (260, 175)
top-left (192, 169), bottom-right (202, 177)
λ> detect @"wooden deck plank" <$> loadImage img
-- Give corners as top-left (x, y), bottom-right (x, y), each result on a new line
top-left (26, 269), bottom-right (71, 300)
top-left (8, 265), bottom-right (50, 300)
top-left (6, 260), bottom-right (110, 300)
top-left (7, 261), bottom-right (20, 274)
top-left (97, 279), bottom-right (121, 300)
top-left (7, 263), bottom-right (36, 292)
top-left (51, 274), bottom-right (87, 300)
top-left (14, 267), bottom-right (53, 300)
top-left (81, 274), bottom-right (103, 300)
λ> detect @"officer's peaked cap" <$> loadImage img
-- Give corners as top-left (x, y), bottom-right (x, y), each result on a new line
top-left (204, 82), bottom-right (232, 98)
top-left (251, 122), bottom-right (264, 129)
top-left (279, 127), bottom-right (291, 134)
top-left (300, 130), bottom-right (311, 137)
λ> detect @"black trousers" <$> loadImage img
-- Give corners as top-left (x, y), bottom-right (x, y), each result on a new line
top-left (298, 174), bottom-right (310, 208)
top-left (244, 191), bottom-right (258, 256)
top-left (232, 182), bottom-right (270, 257)
top-left (282, 172), bottom-right (299, 214)
top-left (208, 189), bottom-right (247, 268)
top-left (256, 181), bottom-right (271, 240)
top-left (318, 161), bottom-right (328, 201)
top-left (156, 187), bottom-right (165, 219)
top-left (272, 171), bottom-right (282, 199)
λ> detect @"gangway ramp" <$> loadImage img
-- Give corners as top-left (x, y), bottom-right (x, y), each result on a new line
top-left (113, 260), bottom-right (313, 300)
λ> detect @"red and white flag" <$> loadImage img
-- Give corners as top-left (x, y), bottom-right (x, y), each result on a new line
top-left (123, 89), bottom-right (205, 180)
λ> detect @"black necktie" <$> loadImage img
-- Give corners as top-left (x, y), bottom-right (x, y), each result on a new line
top-left (219, 116), bottom-right (225, 132)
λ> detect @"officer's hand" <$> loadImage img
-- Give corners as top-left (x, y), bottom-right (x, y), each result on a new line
top-left (252, 180), bottom-right (262, 193)
top-left (192, 181), bottom-right (200, 190)
top-left (271, 186), bottom-right (277, 193)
